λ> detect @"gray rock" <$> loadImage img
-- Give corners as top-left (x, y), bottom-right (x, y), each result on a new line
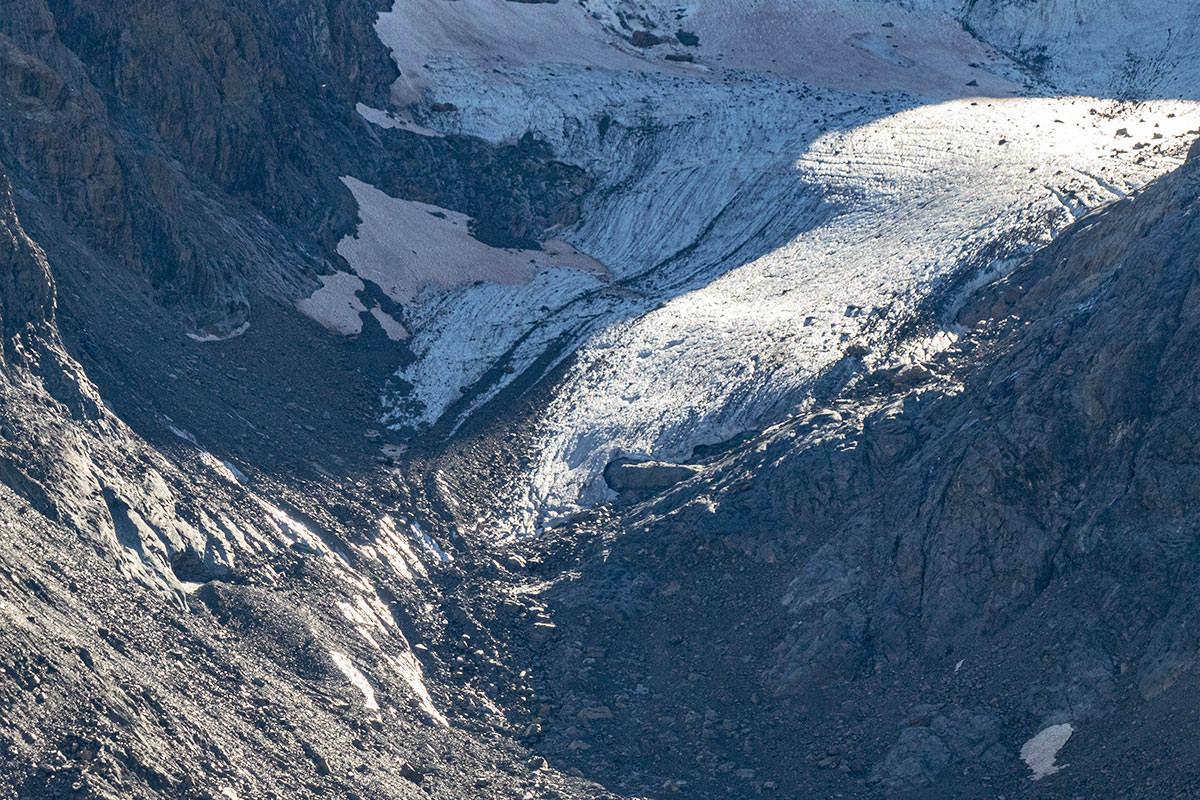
top-left (870, 707), bottom-right (1004, 791)
top-left (603, 459), bottom-right (702, 492)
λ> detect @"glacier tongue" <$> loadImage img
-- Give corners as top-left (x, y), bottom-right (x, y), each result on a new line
top-left (368, 0), bottom-right (1200, 534)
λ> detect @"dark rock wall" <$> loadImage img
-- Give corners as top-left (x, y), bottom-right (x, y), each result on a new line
top-left (0, 164), bottom-right (55, 344)
top-left (0, 0), bottom-right (591, 334)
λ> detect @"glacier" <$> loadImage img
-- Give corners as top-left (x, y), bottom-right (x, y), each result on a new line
top-left (330, 0), bottom-right (1200, 533)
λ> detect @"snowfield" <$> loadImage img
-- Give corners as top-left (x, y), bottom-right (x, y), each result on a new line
top-left (336, 0), bottom-right (1200, 533)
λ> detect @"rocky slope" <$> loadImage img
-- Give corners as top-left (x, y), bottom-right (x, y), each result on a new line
top-left (484, 138), bottom-right (1200, 798)
top-left (0, 147), bottom-right (621, 798)
top-left (0, 4), bottom-right (603, 799)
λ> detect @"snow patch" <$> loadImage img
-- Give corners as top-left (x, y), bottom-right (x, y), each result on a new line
top-left (355, 102), bottom-right (443, 137)
top-left (336, 593), bottom-right (447, 726)
top-left (336, 177), bottom-right (606, 306)
top-left (166, 425), bottom-right (198, 446)
top-left (366, 515), bottom-right (425, 580)
top-left (1021, 722), bottom-right (1073, 780)
top-left (408, 519), bottom-right (452, 565)
top-left (255, 498), bottom-right (369, 592)
top-left (297, 270), bottom-right (408, 340)
top-left (198, 451), bottom-right (241, 484)
top-left (297, 271), bottom-right (368, 336)
top-left (386, 650), bottom-right (448, 727)
top-left (370, 305), bottom-right (408, 341)
top-left (329, 651), bottom-right (381, 712)
top-left (845, 32), bottom-right (914, 68)
top-left (186, 321), bottom-right (250, 342)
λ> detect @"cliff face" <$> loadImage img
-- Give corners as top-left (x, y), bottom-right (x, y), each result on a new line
top-left (0, 0), bottom-right (590, 335)
top-left (0, 165), bottom-right (55, 343)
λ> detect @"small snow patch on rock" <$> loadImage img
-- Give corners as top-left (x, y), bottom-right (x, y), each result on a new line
top-left (603, 458), bottom-right (702, 491)
top-left (186, 321), bottom-right (250, 342)
top-left (1020, 723), bottom-right (1072, 780)
top-left (330, 650), bottom-right (380, 712)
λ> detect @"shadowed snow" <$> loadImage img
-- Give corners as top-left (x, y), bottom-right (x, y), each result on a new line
top-left (1021, 723), bottom-right (1073, 780)
top-left (334, 176), bottom-right (605, 304)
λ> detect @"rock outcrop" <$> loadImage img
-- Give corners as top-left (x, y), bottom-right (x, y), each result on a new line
top-left (603, 458), bottom-right (702, 492)
top-left (0, 0), bottom-right (590, 336)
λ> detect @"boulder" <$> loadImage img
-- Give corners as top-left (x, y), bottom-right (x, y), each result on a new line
top-left (603, 458), bottom-right (701, 491)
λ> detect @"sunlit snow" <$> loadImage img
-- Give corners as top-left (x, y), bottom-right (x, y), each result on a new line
top-left (365, 0), bottom-right (1200, 533)
top-left (329, 650), bottom-right (381, 712)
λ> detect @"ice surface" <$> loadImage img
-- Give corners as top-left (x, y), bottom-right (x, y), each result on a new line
top-left (375, 0), bottom-right (1020, 101)
top-left (957, 0), bottom-right (1200, 97)
top-left (367, 0), bottom-right (1200, 533)
top-left (221, 460), bottom-right (247, 483)
top-left (167, 425), bottom-right (199, 446)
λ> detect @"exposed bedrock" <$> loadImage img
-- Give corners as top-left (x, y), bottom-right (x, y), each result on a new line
top-left (0, 0), bottom-right (590, 336)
